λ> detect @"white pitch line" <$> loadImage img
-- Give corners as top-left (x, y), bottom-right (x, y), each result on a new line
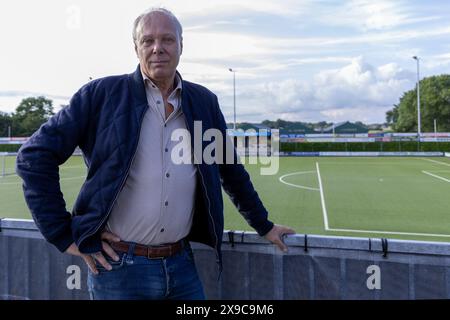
top-left (278, 171), bottom-right (319, 191)
top-left (422, 158), bottom-right (450, 167)
top-left (327, 227), bottom-right (450, 238)
top-left (316, 162), bottom-right (329, 230)
top-left (422, 170), bottom-right (450, 183)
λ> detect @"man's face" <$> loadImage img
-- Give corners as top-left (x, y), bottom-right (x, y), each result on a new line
top-left (135, 12), bottom-right (182, 83)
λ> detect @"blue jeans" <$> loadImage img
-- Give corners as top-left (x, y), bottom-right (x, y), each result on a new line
top-left (87, 242), bottom-right (205, 300)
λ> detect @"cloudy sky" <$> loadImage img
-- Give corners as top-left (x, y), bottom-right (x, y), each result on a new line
top-left (1, 0), bottom-right (449, 124)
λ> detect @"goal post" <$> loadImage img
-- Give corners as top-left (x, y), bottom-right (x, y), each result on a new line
top-left (0, 152), bottom-right (17, 178)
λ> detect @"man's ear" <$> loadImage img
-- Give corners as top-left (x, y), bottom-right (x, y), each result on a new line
top-left (180, 37), bottom-right (183, 55)
top-left (134, 42), bottom-right (139, 58)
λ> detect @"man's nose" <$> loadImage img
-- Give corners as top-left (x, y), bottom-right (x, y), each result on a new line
top-left (152, 40), bottom-right (164, 54)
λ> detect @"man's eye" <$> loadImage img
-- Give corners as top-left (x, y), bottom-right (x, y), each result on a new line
top-left (164, 38), bottom-right (175, 43)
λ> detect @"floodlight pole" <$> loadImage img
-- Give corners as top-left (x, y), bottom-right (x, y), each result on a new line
top-left (413, 56), bottom-right (421, 138)
top-left (229, 68), bottom-right (236, 131)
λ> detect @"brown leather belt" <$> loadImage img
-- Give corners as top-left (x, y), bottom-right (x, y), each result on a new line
top-left (110, 240), bottom-right (186, 259)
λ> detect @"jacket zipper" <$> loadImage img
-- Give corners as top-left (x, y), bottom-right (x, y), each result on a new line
top-left (78, 105), bottom-right (148, 247)
top-left (183, 117), bottom-right (220, 263)
top-left (197, 163), bottom-right (220, 259)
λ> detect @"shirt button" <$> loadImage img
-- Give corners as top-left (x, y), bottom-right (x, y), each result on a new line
top-left (165, 148), bottom-right (168, 152)
top-left (156, 100), bottom-right (161, 104)
top-left (166, 173), bottom-right (170, 178)
top-left (160, 228), bottom-right (165, 232)
top-left (164, 201), bottom-right (168, 206)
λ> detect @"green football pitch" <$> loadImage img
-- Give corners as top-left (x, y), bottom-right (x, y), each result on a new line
top-left (1, 155), bottom-right (450, 242)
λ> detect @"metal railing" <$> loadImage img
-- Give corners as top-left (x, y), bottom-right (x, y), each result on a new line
top-left (1, 218), bottom-right (450, 300)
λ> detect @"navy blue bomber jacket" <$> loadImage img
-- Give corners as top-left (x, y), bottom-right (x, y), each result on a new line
top-left (15, 65), bottom-right (274, 267)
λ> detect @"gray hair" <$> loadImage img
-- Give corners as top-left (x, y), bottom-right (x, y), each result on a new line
top-left (132, 8), bottom-right (183, 44)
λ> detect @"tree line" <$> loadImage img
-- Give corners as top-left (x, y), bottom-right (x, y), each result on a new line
top-left (386, 74), bottom-right (450, 132)
top-left (0, 96), bottom-right (55, 137)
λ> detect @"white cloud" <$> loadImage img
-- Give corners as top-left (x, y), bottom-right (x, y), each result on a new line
top-left (320, 0), bottom-right (441, 31)
top-left (172, 0), bottom-right (311, 18)
top-left (223, 57), bottom-right (416, 123)
top-left (307, 57), bottom-right (414, 110)
top-left (341, 0), bottom-right (408, 30)
top-left (181, 25), bottom-right (450, 74)
top-left (426, 52), bottom-right (450, 69)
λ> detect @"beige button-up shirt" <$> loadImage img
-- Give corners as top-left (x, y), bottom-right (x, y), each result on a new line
top-left (106, 72), bottom-right (197, 245)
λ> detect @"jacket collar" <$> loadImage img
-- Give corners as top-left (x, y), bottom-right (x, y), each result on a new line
top-left (129, 64), bottom-right (195, 133)
top-left (130, 64), bottom-right (148, 108)
top-left (130, 65), bottom-right (186, 105)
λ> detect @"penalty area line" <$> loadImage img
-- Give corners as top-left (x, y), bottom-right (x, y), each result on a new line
top-left (422, 170), bottom-right (450, 183)
top-left (422, 158), bottom-right (450, 167)
top-left (315, 162), bottom-right (329, 230)
top-left (312, 160), bottom-right (450, 238)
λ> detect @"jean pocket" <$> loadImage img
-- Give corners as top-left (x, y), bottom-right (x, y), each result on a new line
top-left (184, 246), bottom-right (195, 262)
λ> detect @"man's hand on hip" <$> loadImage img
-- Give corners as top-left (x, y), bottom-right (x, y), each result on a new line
top-left (264, 224), bottom-right (296, 252)
top-left (64, 230), bottom-right (121, 274)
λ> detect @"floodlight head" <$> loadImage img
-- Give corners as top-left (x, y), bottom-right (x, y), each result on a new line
top-left (412, 56), bottom-right (418, 60)
top-left (229, 68), bottom-right (233, 72)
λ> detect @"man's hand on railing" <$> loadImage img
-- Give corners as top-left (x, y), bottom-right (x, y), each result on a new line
top-left (64, 231), bottom-right (121, 274)
top-left (264, 224), bottom-right (296, 252)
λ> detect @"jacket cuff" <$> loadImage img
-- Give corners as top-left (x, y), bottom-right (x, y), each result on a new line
top-left (50, 230), bottom-right (75, 253)
top-left (257, 220), bottom-right (275, 237)
top-left (77, 232), bottom-right (103, 254)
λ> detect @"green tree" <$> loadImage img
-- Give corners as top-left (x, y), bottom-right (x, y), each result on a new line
top-left (385, 104), bottom-right (399, 127)
top-left (354, 121), bottom-right (368, 128)
top-left (315, 121), bottom-right (329, 132)
top-left (0, 111), bottom-right (12, 137)
top-left (261, 119), bottom-right (276, 128)
top-left (12, 96), bottom-right (54, 137)
top-left (387, 75), bottom-right (450, 132)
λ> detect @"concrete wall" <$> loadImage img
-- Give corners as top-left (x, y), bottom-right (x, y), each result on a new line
top-left (1, 219), bottom-right (450, 300)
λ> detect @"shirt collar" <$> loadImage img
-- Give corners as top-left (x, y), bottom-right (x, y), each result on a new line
top-left (141, 71), bottom-right (182, 94)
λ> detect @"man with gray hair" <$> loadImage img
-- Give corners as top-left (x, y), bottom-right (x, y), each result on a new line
top-left (16, 7), bottom-right (295, 300)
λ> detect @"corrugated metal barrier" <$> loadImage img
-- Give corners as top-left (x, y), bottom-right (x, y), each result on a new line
top-left (1, 218), bottom-right (450, 300)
